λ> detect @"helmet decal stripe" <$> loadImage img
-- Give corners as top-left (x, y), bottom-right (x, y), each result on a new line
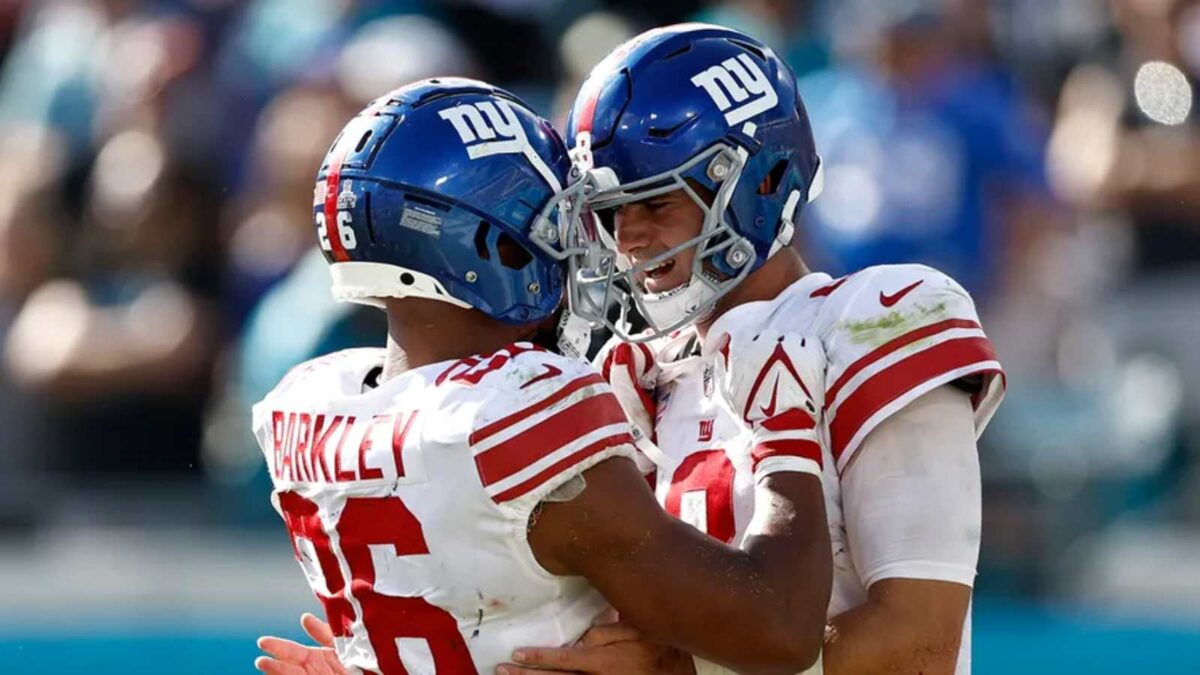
top-left (322, 144), bottom-right (351, 263)
top-left (323, 95), bottom-right (395, 263)
top-left (572, 25), bottom-right (678, 135)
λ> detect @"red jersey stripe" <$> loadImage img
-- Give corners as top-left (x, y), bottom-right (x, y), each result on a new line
top-left (475, 390), bottom-right (627, 487)
top-left (829, 336), bottom-right (998, 460)
top-left (470, 373), bottom-right (606, 445)
top-left (752, 440), bottom-right (823, 471)
top-left (826, 318), bottom-right (983, 408)
top-left (760, 408), bottom-right (817, 432)
top-left (490, 432), bottom-right (633, 503)
top-left (609, 344), bottom-right (657, 421)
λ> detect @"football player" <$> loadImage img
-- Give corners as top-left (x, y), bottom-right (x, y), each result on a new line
top-left (503, 24), bottom-right (1006, 675)
top-left (250, 78), bottom-right (831, 675)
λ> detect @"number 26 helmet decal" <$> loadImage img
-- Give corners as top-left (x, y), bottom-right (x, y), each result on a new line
top-left (531, 24), bottom-right (825, 341)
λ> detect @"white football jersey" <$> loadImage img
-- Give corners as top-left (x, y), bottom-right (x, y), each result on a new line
top-left (251, 344), bottom-right (636, 675)
top-left (645, 264), bottom-right (1005, 672)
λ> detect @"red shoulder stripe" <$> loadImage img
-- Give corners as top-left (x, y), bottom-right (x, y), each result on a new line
top-left (826, 318), bottom-right (981, 407)
top-left (475, 389), bottom-right (626, 487)
top-left (490, 432), bottom-right (633, 503)
top-left (470, 372), bottom-right (605, 445)
top-left (829, 336), bottom-right (998, 461)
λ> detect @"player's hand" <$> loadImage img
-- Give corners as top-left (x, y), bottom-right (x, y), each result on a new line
top-left (255, 613), bottom-right (346, 675)
top-left (711, 330), bottom-right (826, 431)
top-left (594, 336), bottom-right (660, 445)
top-left (710, 330), bottom-right (827, 479)
top-left (497, 622), bottom-right (695, 674)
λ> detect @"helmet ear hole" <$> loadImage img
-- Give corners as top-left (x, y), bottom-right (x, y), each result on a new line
top-left (496, 231), bottom-right (534, 270)
top-left (474, 221), bottom-right (534, 270)
top-left (758, 159), bottom-right (789, 195)
top-left (474, 221), bottom-right (492, 261)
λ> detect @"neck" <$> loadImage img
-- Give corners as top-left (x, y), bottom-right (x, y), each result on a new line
top-left (696, 247), bottom-right (810, 340)
top-left (381, 298), bottom-right (536, 382)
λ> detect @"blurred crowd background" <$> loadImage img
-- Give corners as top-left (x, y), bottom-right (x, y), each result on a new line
top-left (0, 0), bottom-right (1198, 672)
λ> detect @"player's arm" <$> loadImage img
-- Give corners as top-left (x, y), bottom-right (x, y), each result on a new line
top-left (529, 455), bottom-right (830, 675)
top-left (822, 385), bottom-right (980, 675)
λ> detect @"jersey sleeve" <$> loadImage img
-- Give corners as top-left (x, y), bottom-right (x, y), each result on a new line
top-left (841, 385), bottom-right (981, 588)
top-left (819, 265), bottom-right (1005, 474)
top-left (468, 352), bottom-right (638, 516)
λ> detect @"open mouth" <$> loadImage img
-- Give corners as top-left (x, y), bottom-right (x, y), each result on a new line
top-left (639, 257), bottom-right (678, 292)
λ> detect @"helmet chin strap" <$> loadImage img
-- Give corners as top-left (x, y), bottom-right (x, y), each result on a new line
top-left (555, 311), bottom-right (592, 360)
top-left (639, 274), bottom-right (717, 332)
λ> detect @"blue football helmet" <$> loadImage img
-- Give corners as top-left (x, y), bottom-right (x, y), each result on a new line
top-left (539, 24), bottom-right (824, 341)
top-left (314, 78), bottom-right (585, 347)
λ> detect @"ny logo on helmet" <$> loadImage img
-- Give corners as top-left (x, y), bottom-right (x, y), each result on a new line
top-left (690, 53), bottom-right (779, 126)
top-left (439, 100), bottom-right (529, 159)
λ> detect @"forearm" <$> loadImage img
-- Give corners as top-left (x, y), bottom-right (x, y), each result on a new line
top-left (824, 584), bottom-right (967, 675)
top-left (595, 515), bottom-right (824, 675)
top-left (737, 473), bottom-right (831, 663)
top-left (542, 460), bottom-right (828, 674)
top-left (626, 478), bottom-right (828, 672)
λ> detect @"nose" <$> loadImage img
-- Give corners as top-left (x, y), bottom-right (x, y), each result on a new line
top-left (614, 206), bottom-right (652, 258)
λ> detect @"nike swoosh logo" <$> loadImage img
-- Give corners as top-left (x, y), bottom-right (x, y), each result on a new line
top-left (880, 280), bottom-right (924, 307)
top-left (760, 377), bottom-right (780, 418)
top-left (520, 363), bottom-right (562, 389)
top-left (809, 275), bottom-right (851, 298)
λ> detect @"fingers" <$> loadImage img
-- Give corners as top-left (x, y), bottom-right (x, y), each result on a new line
top-left (578, 623), bottom-right (642, 647)
top-left (301, 612), bottom-right (336, 647)
top-left (257, 636), bottom-right (317, 663)
top-left (510, 645), bottom-right (601, 671)
top-left (496, 666), bottom-right (575, 675)
top-left (254, 656), bottom-right (306, 675)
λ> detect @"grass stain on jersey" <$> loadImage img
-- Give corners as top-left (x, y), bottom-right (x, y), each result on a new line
top-left (841, 301), bottom-right (948, 348)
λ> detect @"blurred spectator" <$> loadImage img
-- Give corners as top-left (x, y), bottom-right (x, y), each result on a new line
top-left (1049, 0), bottom-right (1200, 274)
top-left (0, 0), bottom-right (114, 158)
top-left (551, 10), bottom-right (635, 125)
top-left (222, 85), bottom-right (352, 328)
top-left (1044, 0), bottom-right (1200, 521)
top-left (798, 0), bottom-right (1058, 306)
top-left (4, 125), bottom-right (220, 473)
top-left (0, 125), bottom-right (67, 519)
top-left (692, 0), bottom-right (828, 76)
